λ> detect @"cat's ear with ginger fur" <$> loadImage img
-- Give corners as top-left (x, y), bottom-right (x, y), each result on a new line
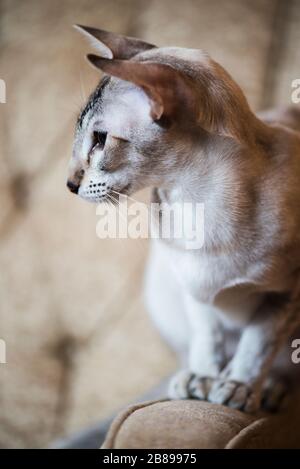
top-left (86, 55), bottom-right (199, 122)
top-left (74, 25), bottom-right (156, 60)
top-left (85, 47), bottom-right (258, 142)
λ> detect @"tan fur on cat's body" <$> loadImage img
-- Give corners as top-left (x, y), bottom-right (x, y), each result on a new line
top-left (68, 27), bottom-right (300, 412)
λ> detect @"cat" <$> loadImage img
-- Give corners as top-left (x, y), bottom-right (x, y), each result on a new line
top-left (67, 25), bottom-right (300, 412)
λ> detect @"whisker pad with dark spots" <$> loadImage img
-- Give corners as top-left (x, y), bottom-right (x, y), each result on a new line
top-left (79, 180), bottom-right (111, 201)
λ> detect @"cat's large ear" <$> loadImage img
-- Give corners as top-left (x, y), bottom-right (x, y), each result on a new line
top-left (74, 25), bottom-right (156, 60)
top-left (86, 55), bottom-right (199, 122)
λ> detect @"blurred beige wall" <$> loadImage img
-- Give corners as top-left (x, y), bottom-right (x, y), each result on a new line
top-left (0, 0), bottom-right (299, 448)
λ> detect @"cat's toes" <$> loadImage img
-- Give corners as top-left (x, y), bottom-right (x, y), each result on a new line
top-left (208, 379), bottom-right (260, 413)
top-left (261, 378), bottom-right (289, 413)
top-left (188, 375), bottom-right (215, 400)
top-left (168, 371), bottom-right (215, 400)
top-left (168, 370), bottom-right (194, 399)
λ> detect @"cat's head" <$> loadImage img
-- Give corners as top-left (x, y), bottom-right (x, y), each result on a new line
top-left (67, 26), bottom-right (251, 203)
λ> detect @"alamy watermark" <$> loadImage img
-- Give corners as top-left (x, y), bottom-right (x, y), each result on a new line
top-left (1, 83), bottom-right (7, 362)
top-left (0, 339), bottom-right (6, 364)
top-left (291, 338), bottom-right (300, 364)
top-left (291, 79), bottom-right (300, 103)
top-left (96, 196), bottom-right (205, 250)
top-left (0, 78), bottom-right (6, 103)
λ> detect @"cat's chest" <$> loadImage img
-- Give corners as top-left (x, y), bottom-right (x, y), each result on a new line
top-left (167, 247), bottom-right (253, 304)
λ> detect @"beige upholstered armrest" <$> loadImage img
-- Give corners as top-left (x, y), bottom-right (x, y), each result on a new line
top-left (102, 396), bottom-right (300, 449)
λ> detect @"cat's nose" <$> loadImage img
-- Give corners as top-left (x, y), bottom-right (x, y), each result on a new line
top-left (66, 180), bottom-right (79, 194)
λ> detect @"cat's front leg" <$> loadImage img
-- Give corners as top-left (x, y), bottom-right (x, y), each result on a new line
top-left (208, 293), bottom-right (300, 412)
top-left (168, 295), bottom-right (225, 400)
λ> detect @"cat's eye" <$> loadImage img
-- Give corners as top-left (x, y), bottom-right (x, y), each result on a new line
top-left (92, 131), bottom-right (107, 152)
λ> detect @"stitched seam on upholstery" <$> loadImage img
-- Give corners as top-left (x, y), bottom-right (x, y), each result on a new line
top-left (225, 417), bottom-right (266, 449)
top-left (108, 400), bottom-right (168, 449)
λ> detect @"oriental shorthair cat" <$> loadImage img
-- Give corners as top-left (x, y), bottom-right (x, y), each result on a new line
top-left (67, 25), bottom-right (300, 412)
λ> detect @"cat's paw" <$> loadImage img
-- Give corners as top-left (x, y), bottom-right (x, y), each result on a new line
top-left (188, 375), bottom-right (215, 400)
top-left (261, 377), bottom-right (289, 413)
top-left (168, 371), bottom-right (215, 400)
top-left (208, 379), bottom-right (260, 413)
top-left (168, 370), bottom-right (195, 399)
